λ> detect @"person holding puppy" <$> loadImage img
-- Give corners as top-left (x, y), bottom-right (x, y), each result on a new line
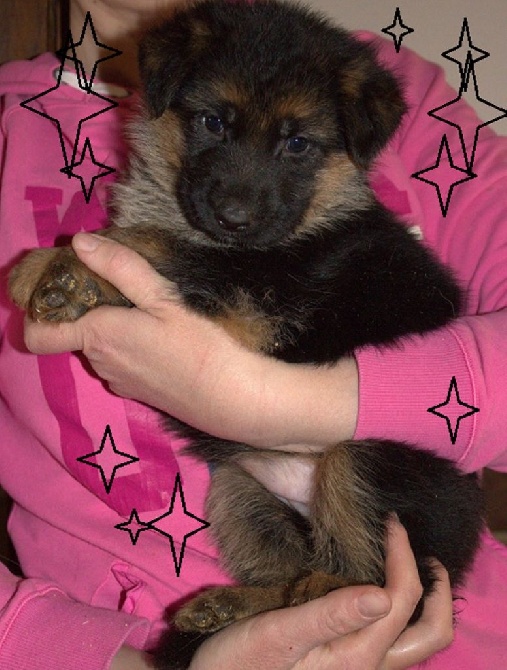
top-left (1, 0), bottom-right (506, 669)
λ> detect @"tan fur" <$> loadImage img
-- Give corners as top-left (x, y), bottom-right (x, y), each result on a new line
top-left (312, 443), bottom-right (384, 584)
top-left (148, 111), bottom-right (185, 169)
top-left (9, 248), bottom-right (63, 311)
top-left (340, 60), bottom-right (369, 99)
top-left (210, 79), bottom-right (249, 109)
top-left (274, 91), bottom-right (322, 122)
top-left (212, 288), bottom-right (284, 353)
top-left (294, 153), bottom-right (372, 238)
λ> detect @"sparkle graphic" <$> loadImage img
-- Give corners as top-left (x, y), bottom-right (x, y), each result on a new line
top-left (146, 474), bottom-right (210, 577)
top-left (57, 12), bottom-right (122, 92)
top-left (442, 18), bottom-right (490, 83)
top-left (381, 7), bottom-right (414, 53)
top-left (427, 377), bottom-right (479, 444)
top-left (115, 509), bottom-right (152, 545)
top-left (77, 425), bottom-right (139, 494)
top-left (60, 137), bottom-right (115, 203)
top-left (428, 55), bottom-right (507, 171)
top-left (115, 474), bottom-right (210, 577)
top-left (20, 11), bottom-right (120, 203)
top-left (411, 135), bottom-right (475, 216)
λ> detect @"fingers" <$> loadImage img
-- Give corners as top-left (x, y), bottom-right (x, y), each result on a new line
top-left (254, 585), bottom-right (391, 666)
top-left (24, 315), bottom-right (86, 354)
top-left (385, 560), bottom-right (453, 669)
top-left (72, 233), bottom-right (175, 309)
top-left (193, 584), bottom-right (392, 670)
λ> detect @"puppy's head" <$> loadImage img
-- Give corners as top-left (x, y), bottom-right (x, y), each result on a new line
top-left (137, 0), bottom-right (406, 248)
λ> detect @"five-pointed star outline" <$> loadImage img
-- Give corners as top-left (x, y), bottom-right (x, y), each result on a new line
top-left (428, 54), bottom-right (507, 171)
top-left (381, 7), bottom-right (414, 53)
top-left (115, 509), bottom-right (152, 545)
top-left (77, 424), bottom-right (139, 494)
top-left (427, 376), bottom-right (479, 444)
top-left (60, 137), bottom-right (115, 203)
top-left (441, 18), bottom-right (490, 83)
top-left (411, 134), bottom-right (476, 216)
top-left (57, 11), bottom-right (122, 92)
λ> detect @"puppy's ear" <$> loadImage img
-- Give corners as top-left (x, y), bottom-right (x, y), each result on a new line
top-left (138, 14), bottom-right (213, 118)
top-left (339, 53), bottom-right (406, 168)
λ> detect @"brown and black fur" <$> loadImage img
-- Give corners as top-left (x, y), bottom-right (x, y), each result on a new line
top-left (9, 1), bottom-right (484, 667)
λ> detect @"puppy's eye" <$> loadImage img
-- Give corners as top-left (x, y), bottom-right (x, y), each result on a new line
top-left (285, 136), bottom-right (309, 154)
top-left (202, 114), bottom-right (225, 135)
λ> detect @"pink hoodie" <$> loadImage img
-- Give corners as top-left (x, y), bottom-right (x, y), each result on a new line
top-left (0, 33), bottom-right (506, 669)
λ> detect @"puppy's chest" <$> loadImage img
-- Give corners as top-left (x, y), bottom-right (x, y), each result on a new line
top-left (169, 246), bottom-right (338, 361)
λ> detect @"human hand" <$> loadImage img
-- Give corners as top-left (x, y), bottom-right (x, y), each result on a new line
top-left (23, 233), bottom-right (358, 449)
top-left (186, 520), bottom-right (452, 670)
top-left (110, 646), bottom-right (155, 669)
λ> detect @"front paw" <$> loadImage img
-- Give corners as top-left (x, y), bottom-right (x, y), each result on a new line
top-left (30, 261), bottom-right (106, 322)
top-left (9, 247), bottom-right (128, 322)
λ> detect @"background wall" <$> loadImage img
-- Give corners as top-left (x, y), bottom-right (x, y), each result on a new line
top-left (311, 0), bottom-right (507, 136)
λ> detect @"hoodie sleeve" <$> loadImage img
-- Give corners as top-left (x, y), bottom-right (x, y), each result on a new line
top-left (0, 562), bottom-right (150, 670)
top-left (353, 36), bottom-right (507, 474)
top-left (0, 56), bottom-right (152, 670)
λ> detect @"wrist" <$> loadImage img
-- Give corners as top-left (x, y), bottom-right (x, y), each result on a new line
top-left (251, 355), bottom-right (359, 449)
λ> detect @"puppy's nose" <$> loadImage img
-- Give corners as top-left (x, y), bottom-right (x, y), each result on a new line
top-left (216, 200), bottom-right (251, 231)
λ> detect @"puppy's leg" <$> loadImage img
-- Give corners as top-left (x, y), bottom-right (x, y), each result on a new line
top-left (173, 462), bottom-right (317, 633)
top-left (8, 226), bottom-right (174, 322)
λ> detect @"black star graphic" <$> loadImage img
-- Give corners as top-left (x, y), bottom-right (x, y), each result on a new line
top-left (115, 509), bottom-right (152, 545)
top-left (411, 135), bottom-right (476, 216)
top-left (145, 473), bottom-right (210, 577)
top-left (428, 55), bottom-right (507, 171)
top-left (60, 137), bottom-right (115, 203)
top-left (442, 18), bottom-right (490, 84)
top-left (427, 376), bottom-right (479, 444)
top-left (20, 61), bottom-right (118, 171)
top-left (381, 7), bottom-right (414, 53)
top-left (77, 425), bottom-right (139, 494)
top-left (57, 12), bottom-right (122, 92)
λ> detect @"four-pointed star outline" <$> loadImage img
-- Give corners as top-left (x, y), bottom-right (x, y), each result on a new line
top-left (427, 377), bottom-right (479, 444)
top-left (60, 136), bottom-right (116, 203)
top-left (77, 424), bottom-right (139, 494)
top-left (411, 134), bottom-right (476, 216)
top-left (381, 7), bottom-right (414, 53)
top-left (428, 54), bottom-right (507, 171)
top-left (115, 473), bottom-right (210, 577)
top-left (57, 12), bottom-right (122, 92)
top-left (441, 17), bottom-right (490, 83)
top-left (20, 12), bottom-right (120, 200)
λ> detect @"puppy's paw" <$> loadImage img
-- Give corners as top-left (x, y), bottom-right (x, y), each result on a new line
top-left (9, 247), bottom-right (128, 322)
top-left (174, 587), bottom-right (250, 633)
top-left (29, 261), bottom-right (104, 322)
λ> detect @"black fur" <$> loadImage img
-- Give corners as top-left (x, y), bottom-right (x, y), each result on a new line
top-left (134, 3), bottom-right (485, 668)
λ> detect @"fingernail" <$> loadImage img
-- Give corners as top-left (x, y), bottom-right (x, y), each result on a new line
top-left (73, 233), bottom-right (101, 252)
top-left (356, 592), bottom-right (390, 619)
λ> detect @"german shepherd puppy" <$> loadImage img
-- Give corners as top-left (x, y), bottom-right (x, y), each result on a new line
top-left (9, 0), bottom-right (483, 667)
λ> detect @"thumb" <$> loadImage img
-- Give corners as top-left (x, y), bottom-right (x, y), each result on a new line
top-left (255, 586), bottom-right (391, 664)
top-left (72, 232), bottom-right (174, 309)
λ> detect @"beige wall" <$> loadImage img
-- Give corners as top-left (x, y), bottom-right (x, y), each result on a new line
top-left (310, 0), bottom-right (507, 136)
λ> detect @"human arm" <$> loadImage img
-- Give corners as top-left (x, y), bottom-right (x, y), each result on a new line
top-left (351, 36), bottom-right (507, 472)
top-left (24, 232), bottom-right (359, 451)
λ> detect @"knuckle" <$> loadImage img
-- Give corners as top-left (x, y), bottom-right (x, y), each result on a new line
top-left (433, 620), bottom-right (454, 651)
top-left (105, 244), bottom-right (133, 277)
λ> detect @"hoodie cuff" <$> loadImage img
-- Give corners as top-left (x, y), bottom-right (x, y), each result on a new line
top-left (0, 586), bottom-right (151, 670)
top-left (354, 326), bottom-right (476, 467)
